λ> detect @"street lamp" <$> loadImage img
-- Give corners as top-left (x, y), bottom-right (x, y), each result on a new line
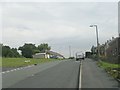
top-left (90, 25), bottom-right (100, 60)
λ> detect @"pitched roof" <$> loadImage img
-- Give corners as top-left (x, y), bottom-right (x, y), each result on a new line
top-left (46, 51), bottom-right (64, 57)
top-left (33, 51), bottom-right (64, 58)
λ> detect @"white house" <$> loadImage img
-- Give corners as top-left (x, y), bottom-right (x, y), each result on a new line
top-left (32, 53), bottom-right (49, 59)
top-left (32, 51), bottom-right (64, 59)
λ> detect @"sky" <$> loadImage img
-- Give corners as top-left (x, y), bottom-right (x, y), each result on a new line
top-left (1, 1), bottom-right (118, 57)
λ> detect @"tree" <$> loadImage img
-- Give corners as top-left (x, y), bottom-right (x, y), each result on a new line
top-left (0, 44), bottom-right (2, 57)
top-left (18, 43), bottom-right (37, 58)
top-left (91, 45), bottom-right (97, 54)
top-left (2, 45), bottom-right (12, 57)
top-left (11, 48), bottom-right (20, 57)
top-left (2, 45), bottom-right (20, 57)
top-left (38, 43), bottom-right (51, 52)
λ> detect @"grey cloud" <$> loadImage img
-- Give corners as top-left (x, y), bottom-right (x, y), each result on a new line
top-left (2, 2), bottom-right (118, 57)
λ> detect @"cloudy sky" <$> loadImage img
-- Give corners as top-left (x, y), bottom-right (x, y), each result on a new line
top-left (1, 1), bottom-right (118, 57)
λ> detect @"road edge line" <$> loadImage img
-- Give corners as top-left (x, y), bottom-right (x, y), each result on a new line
top-left (1, 65), bottom-right (34, 74)
top-left (79, 60), bottom-right (82, 89)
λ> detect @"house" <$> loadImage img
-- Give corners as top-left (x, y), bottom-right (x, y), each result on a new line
top-left (32, 51), bottom-right (65, 59)
top-left (32, 53), bottom-right (49, 59)
top-left (47, 51), bottom-right (64, 59)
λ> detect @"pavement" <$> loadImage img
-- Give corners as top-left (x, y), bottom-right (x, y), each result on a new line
top-left (81, 58), bottom-right (119, 89)
top-left (2, 59), bottom-right (80, 88)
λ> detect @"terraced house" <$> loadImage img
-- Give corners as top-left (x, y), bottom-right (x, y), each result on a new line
top-left (99, 37), bottom-right (119, 64)
top-left (93, 36), bottom-right (120, 64)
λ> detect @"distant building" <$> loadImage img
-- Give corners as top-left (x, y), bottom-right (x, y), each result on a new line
top-left (33, 51), bottom-right (65, 59)
top-left (32, 53), bottom-right (49, 59)
top-left (47, 51), bottom-right (65, 59)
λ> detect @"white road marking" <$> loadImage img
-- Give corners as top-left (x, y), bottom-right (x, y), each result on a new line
top-left (79, 61), bottom-right (82, 89)
top-left (10, 69), bottom-right (14, 72)
top-left (2, 72), bottom-right (5, 74)
top-left (16, 68), bottom-right (20, 70)
top-left (1, 65), bottom-right (34, 74)
top-left (31, 74), bottom-right (34, 76)
top-left (6, 71), bottom-right (10, 73)
top-left (20, 67), bottom-right (23, 69)
top-left (14, 69), bottom-right (17, 71)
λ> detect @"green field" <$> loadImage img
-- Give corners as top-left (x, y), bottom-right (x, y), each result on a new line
top-left (1, 58), bottom-right (63, 67)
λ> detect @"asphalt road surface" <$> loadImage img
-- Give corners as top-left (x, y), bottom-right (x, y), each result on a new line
top-left (2, 58), bottom-right (119, 89)
top-left (81, 58), bottom-right (119, 88)
top-left (2, 60), bottom-right (80, 88)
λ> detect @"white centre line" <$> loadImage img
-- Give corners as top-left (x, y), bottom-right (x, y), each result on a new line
top-left (6, 71), bottom-right (10, 73)
top-left (79, 61), bottom-right (82, 89)
top-left (16, 68), bottom-right (20, 70)
top-left (2, 72), bottom-right (5, 74)
top-left (10, 69), bottom-right (14, 72)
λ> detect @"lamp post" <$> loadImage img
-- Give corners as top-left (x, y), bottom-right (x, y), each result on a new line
top-left (90, 25), bottom-right (100, 60)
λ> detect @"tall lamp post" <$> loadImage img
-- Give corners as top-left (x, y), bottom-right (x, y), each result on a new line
top-left (90, 25), bottom-right (100, 60)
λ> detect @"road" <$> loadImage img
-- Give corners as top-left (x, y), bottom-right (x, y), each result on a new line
top-left (2, 58), bottom-right (119, 89)
top-left (81, 58), bottom-right (119, 89)
top-left (2, 60), bottom-right (80, 88)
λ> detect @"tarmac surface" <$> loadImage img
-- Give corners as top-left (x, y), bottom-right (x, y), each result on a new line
top-left (2, 60), bottom-right (80, 88)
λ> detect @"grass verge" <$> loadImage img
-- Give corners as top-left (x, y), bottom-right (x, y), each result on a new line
top-left (98, 60), bottom-right (120, 80)
top-left (1, 58), bottom-right (63, 67)
top-left (98, 60), bottom-right (119, 69)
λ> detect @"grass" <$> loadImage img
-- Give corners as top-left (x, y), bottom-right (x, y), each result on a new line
top-left (1, 58), bottom-right (63, 67)
top-left (0, 57), bottom-right (1, 67)
top-left (98, 60), bottom-right (120, 79)
top-left (98, 60), bottom-right (120, 69)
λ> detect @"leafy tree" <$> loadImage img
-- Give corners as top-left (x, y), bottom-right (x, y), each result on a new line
top-left (0, 44), bottom-right (2, 57)
top-left (38, 43), bottom-right (51, 52)
top-left (18, 43), bottom-right (37, 58)
top-left (2, 43), bottom-right (51, 58)
top-left (2, 45), bottom-right (11, 57)
top-left (91, 45), bottom-right (97, 54)
top-left (11, 48), bottom-right (20, 57)
top-left (2, 45), bottom-right (20, 57)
